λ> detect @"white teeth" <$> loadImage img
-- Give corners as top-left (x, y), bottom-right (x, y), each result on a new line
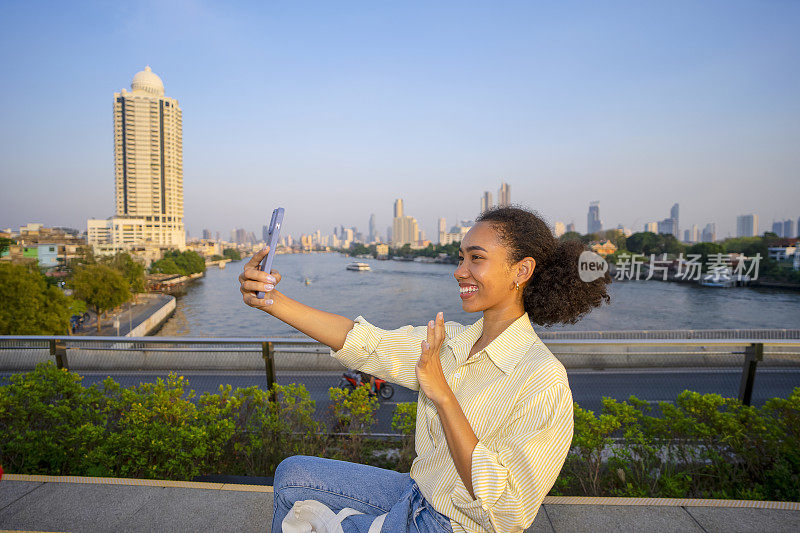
top-left (459, 286), bottom-right (478, 294)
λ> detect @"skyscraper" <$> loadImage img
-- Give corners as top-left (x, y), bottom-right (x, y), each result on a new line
top-left (670, 203), bottom-right (680, 238)
top-left (702, 223), bottom-right (716, 243)
top-left (391, 198), bottom-right (419, 246)
top-left (88, 66), bottom-right (185, 252)
top-left (497, 182), bottom-right (510, 206)
top-left (783, 219), bottom-right (796, 240)
top-left (438, 217), bottom-right (447, 244)
top-left (368, 214), bottom-right (376, 242)
top-left (480, 191), bottom-right (493, 213)
top-left (737, 214), bottom-right (759, 237)
top-left (587, 202), bottom-right (602, 234)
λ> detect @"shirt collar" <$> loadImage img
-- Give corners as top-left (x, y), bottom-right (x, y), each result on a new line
top-left (446, 312), bottom-right (539, 374)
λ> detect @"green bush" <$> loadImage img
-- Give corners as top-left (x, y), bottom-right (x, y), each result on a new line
top-left (391, 402), bottom-right (417, 471)
top-left (327, 385), bottom-right (379, 462)
top-left (0, 362), bottom-right (106, 475)
top-left (2, 362), bottom-right (799, 502)
top-left (203, 383), bottom-right (319, 477)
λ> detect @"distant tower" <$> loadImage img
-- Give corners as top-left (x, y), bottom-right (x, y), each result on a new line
top-left (783, 219), bottom-right (796, 239)
top-left (587, 201), bottom-right (602, 234)
top-left (480, 191), bottom-right (493, 213)
top-left (438, 217), bottom-right (447, 244)
top-left (736, 214), bottom-right (758, 237)
top-left (114, 66), bottom-right (184, 246)
top-left (394, 199), bottom-right (404, 218)
top-left (670, 203), bottom-right (680, 238)
top-left (497, 182), bottom-right (510, 206)
top-left (369, 214), bottom-right (376, 242)
top-left (702, 223), bottom-right (716, 243)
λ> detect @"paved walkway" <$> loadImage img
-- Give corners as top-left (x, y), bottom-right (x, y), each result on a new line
top-left (73, 293), bottom-right (172, 337)
top-left (1, 475), bottom-right (799, 532)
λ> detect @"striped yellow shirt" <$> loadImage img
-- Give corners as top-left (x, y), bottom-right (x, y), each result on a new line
top-left (330, 312), bottom-right (574, 533)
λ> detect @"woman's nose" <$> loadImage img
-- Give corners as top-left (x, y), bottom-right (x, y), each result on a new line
top-left (454, 263), bottom-right (468, 280)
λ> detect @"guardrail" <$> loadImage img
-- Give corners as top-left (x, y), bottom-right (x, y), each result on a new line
top-left (2, 333), bottom-right (800, 406)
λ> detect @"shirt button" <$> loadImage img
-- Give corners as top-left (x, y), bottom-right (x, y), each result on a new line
top-left (453, 372), bottom-right (461, 380)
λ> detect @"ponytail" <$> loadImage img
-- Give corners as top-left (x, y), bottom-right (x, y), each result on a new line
top-left (477, 206), bottom-right (611, 327)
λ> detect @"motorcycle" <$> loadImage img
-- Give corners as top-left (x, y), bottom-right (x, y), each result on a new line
top-left (338, 370), bottom-right (394, 400)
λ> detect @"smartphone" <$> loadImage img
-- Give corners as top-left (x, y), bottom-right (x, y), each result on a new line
top-left (256, 207), bottom-right (285, 299)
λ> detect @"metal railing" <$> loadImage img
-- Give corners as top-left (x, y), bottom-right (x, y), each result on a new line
top-left (2, 332), bottom-right (800, 406)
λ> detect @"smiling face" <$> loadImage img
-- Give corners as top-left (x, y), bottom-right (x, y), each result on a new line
top-left (455, 221), bottom-right (531, 315)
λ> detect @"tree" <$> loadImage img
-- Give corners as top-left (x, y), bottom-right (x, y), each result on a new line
top-left (223, 248), bottom-right (241, 261)
top-left (0, 263), bottom-right (76, 335)
top-left (0, 237), bottom-right (14, 256)
top-left (559, 232), bottom-right (583, 243)
top-left (686, 242), bottom-right (725, 270)
top-left (626, 232), bottom-right (661, 256)
top-left (150, 257), bottom-right (181, 275)
top-left (600, 229), bottom-right (628, 251)
top-left (70, 264), bottom-right (131, 332)
top-left (150, 250), bottom-right (206, 277)
top-left (103, 253), bottom-right (146, 300)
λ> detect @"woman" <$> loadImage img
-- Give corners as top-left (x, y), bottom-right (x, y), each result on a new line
top-left (239, 206), bottom-right (611, 532)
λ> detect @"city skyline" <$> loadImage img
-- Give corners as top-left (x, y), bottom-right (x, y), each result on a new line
top-left (1, 2), bottom-right (799, 241)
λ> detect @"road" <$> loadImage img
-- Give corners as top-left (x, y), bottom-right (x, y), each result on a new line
top-left (5, 368), bottom-right (797, 434)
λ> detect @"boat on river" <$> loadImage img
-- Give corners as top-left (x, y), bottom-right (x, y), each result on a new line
top-left (346, 262), bottom-right (371, 271)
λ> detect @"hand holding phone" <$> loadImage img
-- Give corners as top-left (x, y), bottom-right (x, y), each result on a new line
top-left (256, 207), bottom-right (285, 299)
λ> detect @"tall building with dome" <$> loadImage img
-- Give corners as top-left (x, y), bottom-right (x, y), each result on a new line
top-left (88, 66), bottom-right (185, 254)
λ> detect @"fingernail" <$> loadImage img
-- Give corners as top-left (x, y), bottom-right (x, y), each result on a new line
top-left (266, 275), bottom-right (276, 283)
top-left (429, 320), bottom-right (434, 328)
top-left (423, 341), bottom-right (429, 350)
top-left (264, 299), bottom-right (273, 305)
top-left (264, 284), bottom-right (274, 291)
top-left (438, 312), bottom-right (443, 320)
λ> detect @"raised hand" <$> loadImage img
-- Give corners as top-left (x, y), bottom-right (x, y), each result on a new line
top-left (416, 311), bottom-right (451, 405)
top-left (239, 247), bottom-right (282, 312)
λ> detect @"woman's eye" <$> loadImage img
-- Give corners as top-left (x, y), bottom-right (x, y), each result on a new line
top-left (472, 255), bottom-right (482, 261)
top-left (457, 256), bottom-right (464, 262)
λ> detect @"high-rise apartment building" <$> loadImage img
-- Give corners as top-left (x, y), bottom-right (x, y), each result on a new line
top-left (784, 219), bottom-right (796, 239)
top-left (480, 191), bottom-right (493, 213)
top-left (88, 66), bottom-right (185, 252)
top-left (497, 182), bottom-right (510, 206)
top-left (702, 223), bottom-right (716, 243)
top-left (587, 201), bottom-right (602, 234)
top-left (737, 214), bottom-right (759, 237)
top-left (553, 222), bottom-right (565, 238)
top-left (670, 203), bottom-right (680, 238)
top-left (369, 214), bottom-right (376, 242)
top-left (391, 198), bottom-right (419, 246)
top-left (438, 218), bottom-right (447, 244)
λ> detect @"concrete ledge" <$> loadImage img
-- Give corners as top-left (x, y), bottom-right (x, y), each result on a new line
top-left (2, 475), bottom-right (799, 533)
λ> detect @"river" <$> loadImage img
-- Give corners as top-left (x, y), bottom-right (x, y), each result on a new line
top-left (156, 253), bottom-right (800, 337)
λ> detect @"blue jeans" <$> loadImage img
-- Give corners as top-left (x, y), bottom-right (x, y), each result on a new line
top-left (273, 455), bottom-right (454, 532)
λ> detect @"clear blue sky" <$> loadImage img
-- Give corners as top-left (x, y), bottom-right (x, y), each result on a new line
top-left (1, 0), bottom-right (798, 240)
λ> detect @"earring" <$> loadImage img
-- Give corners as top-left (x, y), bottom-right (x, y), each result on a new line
top-left (515, 282), bottom-right (520, 291)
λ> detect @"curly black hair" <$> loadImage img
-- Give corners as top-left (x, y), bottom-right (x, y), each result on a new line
top-left (476, 205), bottom-right (611, 327)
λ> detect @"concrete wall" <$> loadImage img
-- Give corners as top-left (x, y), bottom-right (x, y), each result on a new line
top-left (126, 296), bottom-right (176, 337)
